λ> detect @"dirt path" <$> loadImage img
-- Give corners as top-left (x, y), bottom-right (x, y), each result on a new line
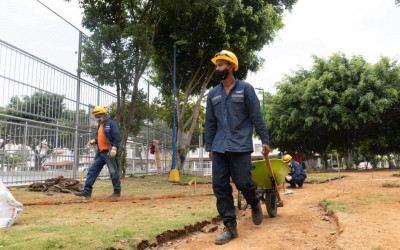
top-left (158, 171), bottom-right (400, 249)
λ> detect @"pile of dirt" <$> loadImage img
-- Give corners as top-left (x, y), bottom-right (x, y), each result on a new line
top-left (28, 176), bottom-right (82, 193)
top-left (305, 176), bottom-right (345, 184)
top-left (382, 183), bottom-right (400, 188)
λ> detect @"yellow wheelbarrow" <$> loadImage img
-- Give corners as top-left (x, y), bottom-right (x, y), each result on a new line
top-left (238, 157), bottom-right (290, 217)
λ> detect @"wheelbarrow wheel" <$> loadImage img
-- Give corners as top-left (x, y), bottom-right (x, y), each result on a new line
top-left (265, 192), bottom-right (278, 218)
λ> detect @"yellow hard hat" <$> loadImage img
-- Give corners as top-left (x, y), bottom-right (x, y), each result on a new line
top-left (211, 50), bottom-right (239, 71)
top-left (92, 106), bottom-right (107, 115)
top-left (283, 154), bottom-right (292, 164)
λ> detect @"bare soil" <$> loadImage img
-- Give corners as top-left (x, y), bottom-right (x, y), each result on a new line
top-left (157, 171), bottom-right (400, 250)
top-left (9, 171), bottom-right (400, 249)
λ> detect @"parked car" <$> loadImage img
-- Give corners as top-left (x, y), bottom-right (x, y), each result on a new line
top-left (358, 162), bottom-right (372, 170)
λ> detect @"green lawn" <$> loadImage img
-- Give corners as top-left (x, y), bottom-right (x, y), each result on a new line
top-left (1, 174), bottom-right (217, 249)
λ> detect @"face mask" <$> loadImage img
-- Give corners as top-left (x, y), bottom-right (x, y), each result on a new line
top-left (215, 69), bottom-right (229, 80)
top-left (97, 117), bottom-right (105, 123)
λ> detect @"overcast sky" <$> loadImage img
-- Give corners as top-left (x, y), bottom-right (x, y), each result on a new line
top-left (247, 0), bottom-right (400, 94)
top-left (1, 0), bottom-right (400, 96)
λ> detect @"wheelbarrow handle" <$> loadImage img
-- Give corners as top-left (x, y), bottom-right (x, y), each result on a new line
top-left (263, 153), bottom-right (284, 207)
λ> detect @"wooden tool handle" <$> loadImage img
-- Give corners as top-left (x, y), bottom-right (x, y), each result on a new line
top-left (264, 154), bottom-right (282, 204)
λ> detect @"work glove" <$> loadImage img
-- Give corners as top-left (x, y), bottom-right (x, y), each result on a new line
top-left (285, 175), bottom-right (292, 182)
top-left (109, 146), bottom-right (117, 158)
top-left (87, 139), bottom-right (96, 147)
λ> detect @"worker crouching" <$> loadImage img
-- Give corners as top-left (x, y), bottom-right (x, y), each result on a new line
top-left (283, 154), bottom-right (307, 189)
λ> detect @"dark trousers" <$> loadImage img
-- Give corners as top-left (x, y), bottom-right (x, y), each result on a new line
top-left (84, 151), bottom-right (121, 193)
top-left (286, 176), bottom-right (305, 187)
top-left (212, 151), bottom-right (259, 225)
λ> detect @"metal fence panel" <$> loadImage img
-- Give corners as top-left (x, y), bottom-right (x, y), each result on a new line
top-left (1, 38), bottom-right (210, 186)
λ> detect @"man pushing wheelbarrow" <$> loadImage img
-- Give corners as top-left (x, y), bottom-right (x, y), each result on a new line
top-left (205, 50), bottom-right (271, 245)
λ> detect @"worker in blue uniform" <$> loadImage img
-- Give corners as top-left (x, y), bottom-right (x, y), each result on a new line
top-left (205, 50), bottom-right (271, 245)
top-left (284, 154), bottom-right (307, 188)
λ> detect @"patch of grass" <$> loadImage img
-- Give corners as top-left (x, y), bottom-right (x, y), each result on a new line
top-left (3, 177), bottom-right (218, 249)
top-left (363, 193), bottom-right (394, 203)
top-left (178, 174), bottom-right (212, 185)
top-left (0, 240), bottom-right (8, 248)
top-left (11, 174), bottom-right (214, 203)
top-left (306, 174), bottom-right (345, 183)
top-left (320, 199), bottom-right (352, 213)
top-left (42, 239), bottom-right (62, 249)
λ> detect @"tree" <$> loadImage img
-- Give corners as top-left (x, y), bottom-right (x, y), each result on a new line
top-left (153, 93), bottom-right (205, 159)
top-left (7, 92), bottom-right (65, 123)
top-left (78, 0), bottom-right (165, 176)
top-left (268, 53), bottom-right (400, 168)
top-left (5, 92), bottom-right (67, 170)
top-left (372, 58), bottom-right (400, 153)
top-left (107, 89), bottom-right (151, 176)
top-left (152, 0), bottom-right (297, 171)
top-left (266, 69), bottom-right (331, 168)
top-left (5, 91), bottom-right (97, 170)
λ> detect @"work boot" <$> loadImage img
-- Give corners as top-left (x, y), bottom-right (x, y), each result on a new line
top-left (214, 221), bottom-right (238, 245)
top-left (109, 190), bottom-right (121, 198)
top-left (74, 190), bottom-right (91, 198)
top-left (251, 201), bottom-right (263, 225)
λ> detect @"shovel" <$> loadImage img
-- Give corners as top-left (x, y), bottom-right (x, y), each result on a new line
top-left (263, 153), bottom-right (284, 207)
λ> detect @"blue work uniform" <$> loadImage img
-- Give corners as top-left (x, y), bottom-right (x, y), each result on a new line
top-left (84, 119), bottom-right (122, 194)
top-left (286, 160), bottom-right (307, 188)
top-left (205, 78), bottom-right (269, 225)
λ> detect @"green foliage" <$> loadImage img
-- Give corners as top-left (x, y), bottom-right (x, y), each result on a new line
top-left (7, 92), bottom-right (65, 123)
top-left (0, 148), bottom-right (32, 171)
top-left (152, 0), bottom-right (297, 95)
top-left (107, 89), bottom-right (149, 138)
top-left (78, 0), bottom-right (167, 175)
top-left (149, 0), bottom-right (296, 170)
top-left (268, 53), bottom-right (400, 165)
top-left (153, 93), bottom-right (205, 133)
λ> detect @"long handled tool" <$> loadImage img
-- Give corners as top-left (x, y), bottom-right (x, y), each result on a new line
top-left (263, 154), bottom-right (284, 207)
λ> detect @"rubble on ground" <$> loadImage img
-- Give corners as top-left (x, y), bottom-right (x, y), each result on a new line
top-left (29, 176), bottom-right (82, 193)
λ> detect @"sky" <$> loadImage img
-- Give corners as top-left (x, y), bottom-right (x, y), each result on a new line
top-left (1, 0), bottom-right (400, 97)
top-left (247, 0), bottom-right (400, 94)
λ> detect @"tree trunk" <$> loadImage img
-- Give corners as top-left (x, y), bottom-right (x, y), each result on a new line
top-left (324, 155), bottom-right (328, 170)
top-left (118, 74), bottom-right (140, 178)
top-left (178, 66), bottom-right (214, 173)
top-left (343, 143), bottom-right (353, 169)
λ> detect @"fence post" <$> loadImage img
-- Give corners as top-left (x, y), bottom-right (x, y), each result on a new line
top-left (55, 121), bottom-right (59, 149)
top-left (199, 123), bottom-right (203, 175)
top-left (73, 31), bottom-right (82, 179)
top-left (23, 122), bottom-right (28, 171)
